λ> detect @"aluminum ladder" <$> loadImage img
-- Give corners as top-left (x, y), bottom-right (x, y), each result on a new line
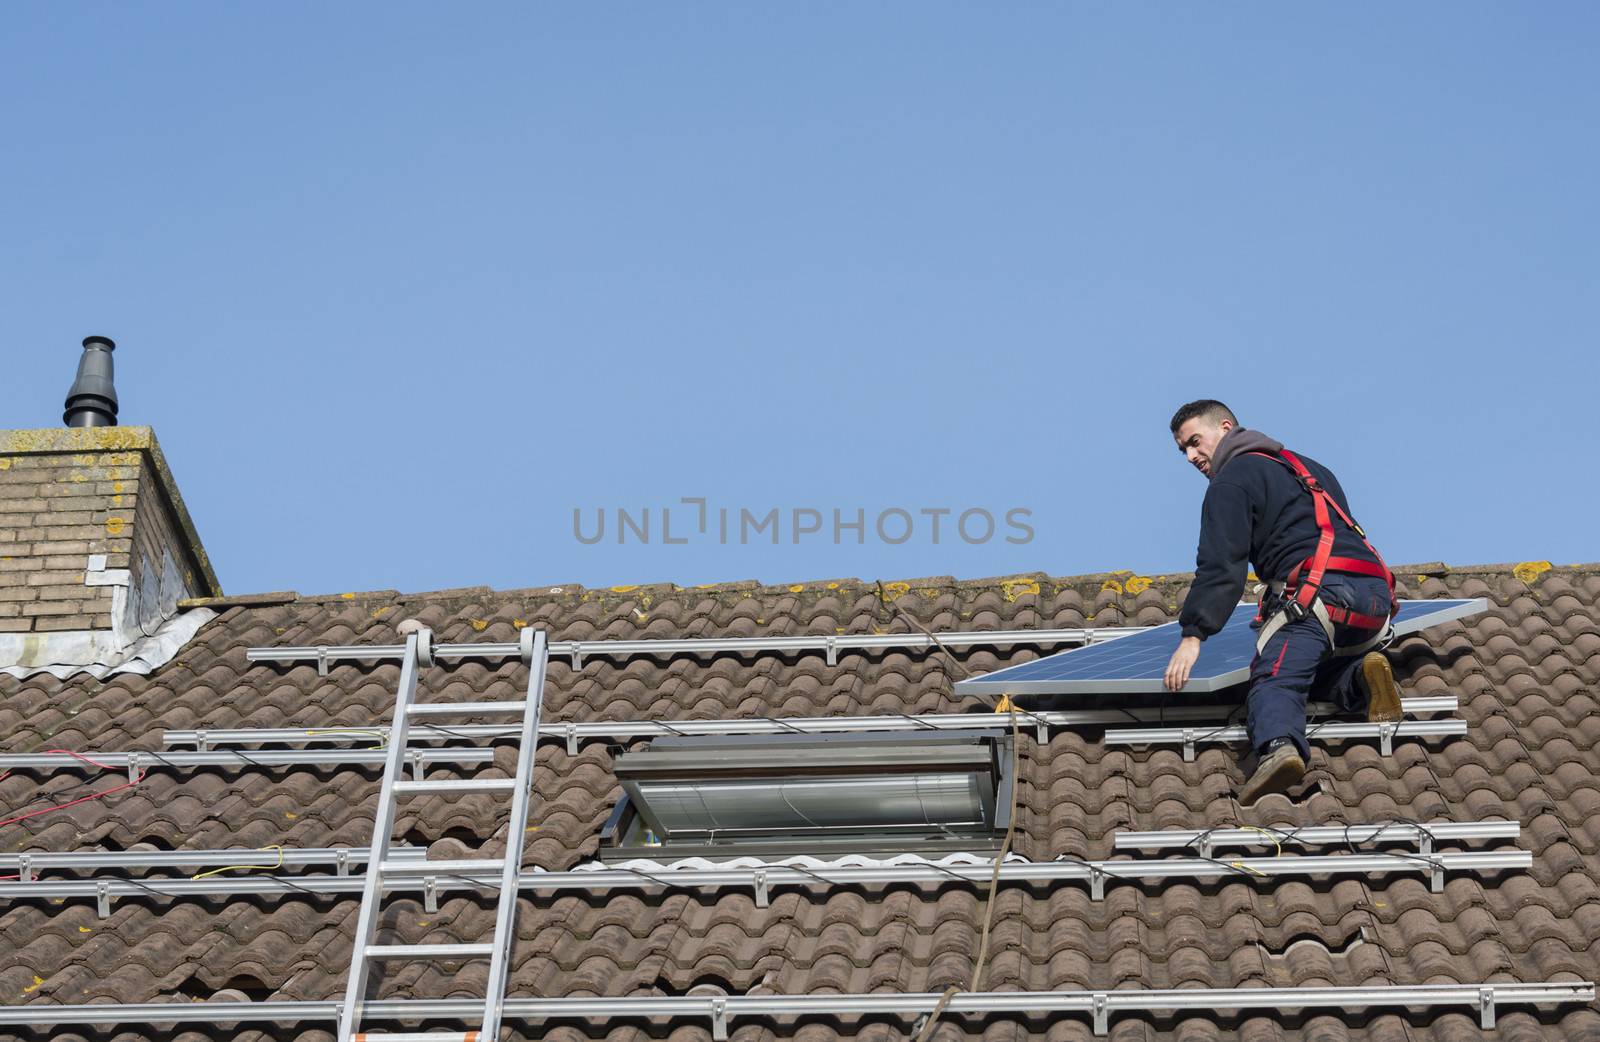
top-left (337, 625), bottom-right (549, 1042)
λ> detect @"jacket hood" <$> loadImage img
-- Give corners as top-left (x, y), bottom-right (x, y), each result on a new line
top-left (1210, 427), bottom-right (1284, 481)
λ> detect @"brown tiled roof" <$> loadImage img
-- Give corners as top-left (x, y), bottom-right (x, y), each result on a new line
top-left (2, 562), bottom-right (1598, 1040)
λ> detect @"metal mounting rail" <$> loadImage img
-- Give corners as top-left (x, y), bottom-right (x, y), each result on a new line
top-left (1113, 821), bottom-right (1521, 858)
top-left (0, 748), bottom-right (496, 781)
top-left (162, 698), bottom-right (1460, 754)
top-left (1105, 718), bottom-right (1468, 760)
top-left (0, 850), bottom-right (1532, 916)
top-left (0, 846), bottom-right (425, 880)
top-left (0, 981), bottom-right (1588, 1036)
top-left (245, 625), bottom-right (1143, 673)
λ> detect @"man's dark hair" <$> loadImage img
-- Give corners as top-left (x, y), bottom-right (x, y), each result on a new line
top-left (1169, 399), bottom-right (1239, 435)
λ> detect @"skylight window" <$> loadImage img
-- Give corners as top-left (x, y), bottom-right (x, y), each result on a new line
top-left (600, 730), bottom-right (1015, 861)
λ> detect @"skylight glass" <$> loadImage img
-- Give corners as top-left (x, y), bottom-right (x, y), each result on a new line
top-left (600, 730), bottom-right (1014, 861)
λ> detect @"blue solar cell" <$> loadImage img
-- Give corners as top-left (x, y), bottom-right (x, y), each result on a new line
top-left (955, 598), bottom-right (1487, 696)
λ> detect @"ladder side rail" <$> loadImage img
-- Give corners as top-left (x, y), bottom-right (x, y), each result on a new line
top-left (480, 631), bottom-right (550, 1041)
top-left (337, 631), bottom-right (425, 1042)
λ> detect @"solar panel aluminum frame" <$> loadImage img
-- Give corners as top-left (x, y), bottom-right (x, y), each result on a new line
top-left (600, 730), bottom-right (1015, 862)
top-left (956, 598), bottom-right (1490, 696)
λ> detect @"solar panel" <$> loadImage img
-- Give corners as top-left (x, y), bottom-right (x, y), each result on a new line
top-left (955, 598), bottom-right (1488, 696)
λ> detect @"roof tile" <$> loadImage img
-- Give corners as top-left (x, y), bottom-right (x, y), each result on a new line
top-left (3, 563), bottom-right (1599, 1037)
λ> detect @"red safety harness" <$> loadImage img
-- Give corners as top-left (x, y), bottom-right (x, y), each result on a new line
top-left (1248, 449), bottom-right (1397, 653)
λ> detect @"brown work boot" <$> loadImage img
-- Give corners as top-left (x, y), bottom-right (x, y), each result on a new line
top-left (1360, 652), bottom-right (1402, 722)
top-left (1239, 739), bottom-right (1306, 806)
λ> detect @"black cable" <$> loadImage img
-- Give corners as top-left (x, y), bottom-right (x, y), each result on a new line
top-left (408, 723), bottom-right (480, 742)
top-left (219, 749), bottom-right (267, 771)
top-left (916, 859), bottom-right (991, 887)
top-left (265, 874), bottom-right (327, 900)
top-left (771, 862), bottom-right (829, 889)
top-left (612, 864), bottom-right (691, 891)
top-left (100, 875), bottom-right (171, 901)
top-left (1167, 818), bottom-right (1449, 881)
top-left (1046, 851), bottom-right (1137, 886)
top-left (139, 749), bottom-right (187, 771)
top-left (878, 585), bottom-right (976, 682)
top-left (891, 711), bottom-right (941, 732)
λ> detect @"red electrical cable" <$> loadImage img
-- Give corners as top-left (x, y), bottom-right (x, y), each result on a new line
top-left (0, 749), bottom-right (147, 830)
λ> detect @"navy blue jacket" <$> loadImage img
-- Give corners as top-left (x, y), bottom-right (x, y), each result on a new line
top-left (1178, 448), bottom-right (1382, 640)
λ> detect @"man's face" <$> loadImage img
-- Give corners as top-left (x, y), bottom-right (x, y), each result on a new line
top-left (1173, 416), bottom-right (1234, 478)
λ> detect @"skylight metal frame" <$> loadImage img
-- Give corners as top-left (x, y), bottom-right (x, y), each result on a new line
top-left (0, 849), bottom-right (1533, 917)
top-left (0, 981), bottom-right (1587, 1037)
top-left (602, 730), bottom-right (1016, 861)
top-left (161, 698), bottom-right (1460, 754)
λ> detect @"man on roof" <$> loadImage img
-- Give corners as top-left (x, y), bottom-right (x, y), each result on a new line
top-left (1163, 399), bottom-right (1403, 805)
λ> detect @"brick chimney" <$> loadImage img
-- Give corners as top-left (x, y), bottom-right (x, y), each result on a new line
top-left (0, 426), bottom-right (221, 670)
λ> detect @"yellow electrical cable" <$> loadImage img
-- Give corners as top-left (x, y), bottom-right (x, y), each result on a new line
top-left (1240, 825), bottom-right (1283, 858)
top-left (192, 845), bottom-right (285, 880)
top-left (914, 704), bottom-right (1022, 1042)
top-left (1220, 826), bottom-right (1281, 877)
top-left (874, 591), bottom-right (1024, 1041)
top-left (886, 590), bottom-right (1276, 1035)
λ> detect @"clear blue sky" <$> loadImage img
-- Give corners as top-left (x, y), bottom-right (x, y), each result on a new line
top-left (2, 5), bottom-right (1595, 596)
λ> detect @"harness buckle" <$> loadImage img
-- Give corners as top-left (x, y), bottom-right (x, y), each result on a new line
top-left (1281, 600), bottom-right (1308, 623)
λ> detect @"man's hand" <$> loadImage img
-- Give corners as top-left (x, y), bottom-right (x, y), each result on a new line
top-left (1164, 636), bottom-right (1202, 692)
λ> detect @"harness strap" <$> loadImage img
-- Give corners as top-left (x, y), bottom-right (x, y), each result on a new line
top-left (1291, 556), bottom-right (1390, 583)
top-left (1255, 587), bottom-right (1395, 657)
top-left (1321, 601), bottom-right (1391, 630)
top-left (1247, 448), bottom-right (1397, 657)
top-left (1246, 450), bottom-right (1397, 604)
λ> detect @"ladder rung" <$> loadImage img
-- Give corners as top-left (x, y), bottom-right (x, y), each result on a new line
top-left (354, 1033), bottom-right (481, 1042)
top-left (408, 701), bottom-right (529, 716)
top-left (380, 858), bottom-right (505, 876)
top-left (391, 778), bottom-right (516, 796)
top-left (364, 942), bottom-right (496, 960)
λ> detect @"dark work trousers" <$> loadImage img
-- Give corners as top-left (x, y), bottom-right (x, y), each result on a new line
top-left (1246, 574), bottom-right (1394, 759)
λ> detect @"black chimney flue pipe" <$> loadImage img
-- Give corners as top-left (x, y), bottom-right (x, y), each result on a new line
top-left (63, 336), bottom-right (119, 428)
